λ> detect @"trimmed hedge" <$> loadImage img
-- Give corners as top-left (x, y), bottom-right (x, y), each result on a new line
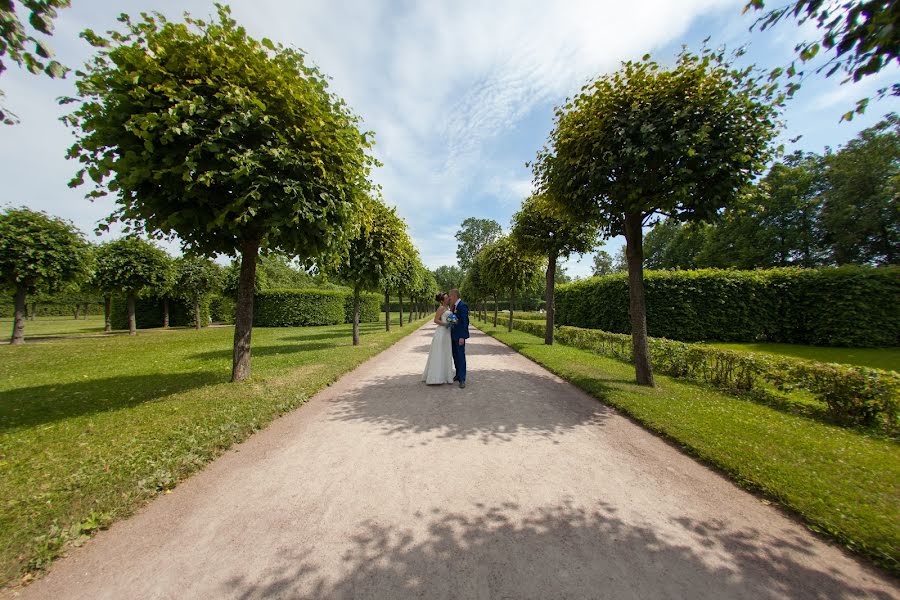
top-left (555, 267), bottom-right (900, 347)
top-left (345, 292), bottom-right (381, 323)
top-left (110, 296), bottom-right (210, 329)
top-left (254, 289), bottom-right (346, 327)
top-left (483, 315), bottom-right (899, 433)
top-left (1, 301), bottom-right (103, 318)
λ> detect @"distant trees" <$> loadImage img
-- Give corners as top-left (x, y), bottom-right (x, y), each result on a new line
top-left (92, 239), bottom-right (172, 336)
top-left (175, 257), bottom-right (222, 331)
top-left (433, 265), bottom-right (465, 292)
top-left (535, 49), bottom-right (781, 385)
top-left (455, 218), bottom-right (502, 271)
top-left (480, 237), bottom-right (544, 332)
top-left (64, 7), bottom-right (375, 381)
top-left (0, 207), bottom-right (87, 344)
top-left (592, 251), bottom-right (614, 277)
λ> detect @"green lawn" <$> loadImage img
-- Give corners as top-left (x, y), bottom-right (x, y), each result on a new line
top-left (1, 316), bottom-right (108, 338)
top-left (476, 321), bottom-right (900, 574)
top-left (704, 342), bottom-right (900, 372)
top-left (0, 315), bottom-right (425, 586)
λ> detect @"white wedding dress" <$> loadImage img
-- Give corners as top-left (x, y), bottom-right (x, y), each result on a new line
top-left (423, 309), bottom-right (455, 385)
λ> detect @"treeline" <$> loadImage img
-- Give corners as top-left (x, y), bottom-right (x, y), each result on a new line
top-left (639, 115), bottom-right (898, 271)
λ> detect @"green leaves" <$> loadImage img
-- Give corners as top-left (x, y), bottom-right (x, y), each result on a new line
top-left (92, 238), bottom-right (172, 296)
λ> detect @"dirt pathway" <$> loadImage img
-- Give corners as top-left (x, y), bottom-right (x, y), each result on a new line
top-left (10, 324), bottom-right (897, 599)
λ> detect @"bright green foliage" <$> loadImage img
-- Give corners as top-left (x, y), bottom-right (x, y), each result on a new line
top-left (555, 267), bottom-right (900, 347)
top-left (476, 320), bottom-right (900, 573)
top-left (480, 236), bottom-right (544, 329)
top-left (222, 253), bottom-right (313, 296)
top-left (64, 6), bottom-right (375, 259)
top-left (433, 265), bottom-right (465, 291)
top-left (0, 207), bottom-right (87, 295)
top-left (0, 0), bottom-right (69, 123)
top-left (535, 48), bottom-right (781, 235)
top-left (254, 289), bottom-right (347, 327)
top-left (512, 194), bottom-right (598, 259)
top-left (821, 114), bottom-right (899, 265)
top-left (92, 239), bottom-right (172, 298)
top-left (745, 0), bottom-right (899, 118)
top-left (455, 218), bottom-right (502, 271)
top-left (343, 292), bottom-right (381, 323)
top-left (176, 256), bottom-right (221, 303)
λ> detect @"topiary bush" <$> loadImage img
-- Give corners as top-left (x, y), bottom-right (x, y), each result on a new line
top-left (478, 313), bottom-right (899, 432)
top-left (555, 267), bottom-right (900, 347)
top-left (254, 289), bottom-right (347, 327)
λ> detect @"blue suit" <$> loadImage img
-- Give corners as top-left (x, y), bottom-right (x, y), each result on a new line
top-left (450, 300), bottom-right (470, 382)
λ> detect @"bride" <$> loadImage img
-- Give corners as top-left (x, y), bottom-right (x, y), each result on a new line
top-left (423, 292), bottom-right (455, 385)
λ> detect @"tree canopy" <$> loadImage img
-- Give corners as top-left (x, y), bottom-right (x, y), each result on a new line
top-left (433, 265), bottom-right (465, 292)
top-left (0, 207), bottom-right (87, 344)
top-left (479, 236), bottom-right (544, 331)
top-left (455, 218), bottom-right (502, 272)
top-left (63, 6), bottom-right (377, 380)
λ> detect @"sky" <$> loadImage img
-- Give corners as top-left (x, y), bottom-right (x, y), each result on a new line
top-left (1, 0), bottom-right (897, 279)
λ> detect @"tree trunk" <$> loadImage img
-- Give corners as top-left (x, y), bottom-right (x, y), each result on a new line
top-left (624, 211), bottom-right (654, 386)
top-left (104, 296), bottom-right (112, 333)
top-left (493, 294), bottom-right (498, 327)
top-left (545, 253), bottom-right (557, 345)
top-left (30, 301), bottom-right (36, 320)
top-left (83, 302), bottom-right (89, 320)
top-left (162, 298), bottom-right (170, 328)
top-left (231, 239), bottom-right (259, 382)
top-left (398, 294), bottom-right (404, 327)
top-left (194, 298), bottom-right (201, 330)
top-left (508, 288), bottom-right (515, 332)
top-left (352, 286), bottom-right (361, 346)
top-left (73, 304), bottom-right (80, 320)
top-left (127, 293), bottom-right (137, 336)
top-left (11, 285), bottom-right (26, 345)
top-left (384, 288), bottom-right (391, 332)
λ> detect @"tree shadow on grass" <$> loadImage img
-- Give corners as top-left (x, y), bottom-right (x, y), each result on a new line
top-left (0, 371), bottom-right (225, 432)
top-left (190, 342), bottom-right (337, 361)
top-left (221, 500), bottom-right (893, 600)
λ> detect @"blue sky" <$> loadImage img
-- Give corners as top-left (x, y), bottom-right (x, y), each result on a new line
top-left (1, 0), bottom-right (897, 278)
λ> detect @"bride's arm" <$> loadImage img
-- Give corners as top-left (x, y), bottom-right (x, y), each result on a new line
top-left (433, 306), bottom-right (446, 325)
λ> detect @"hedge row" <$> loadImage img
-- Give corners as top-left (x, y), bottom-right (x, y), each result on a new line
top-left (253, 289), bottom-right (382, 327)
top-left (555, 267), bottom-right (900, 347)
top-left (0, 301), bottom-right (104, 318)
top-left (482, 315), bottom-right (899, 433)
top-left (110, 296), bottom-right (210, 329)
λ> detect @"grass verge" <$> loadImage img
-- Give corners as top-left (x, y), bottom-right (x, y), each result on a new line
top-left (0, 315), bottom-right (426, 586)
top-left (704, 342), bottom-right (900, 372)
top-left (476, 320), bottom-right (900, 574)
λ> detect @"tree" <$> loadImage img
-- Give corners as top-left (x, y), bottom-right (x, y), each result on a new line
top-left (592, 251), bottom-right (614, 276)
top-left (643, 220), bottom-right (712, 270)
top-left (745, 0), bottom-right (899, 119)
top-left (820, 114), bottom-right (899, 265)
top-left (92, 238), bottom-right (172, 335)
top-left (455, 218), bottom-right (502, 271)
top-left (433, 265), bottom-right (465, 292)
top-left (512, 194), bottom-right (598, 344)
top-left (0, 0), bottom-right (69, 124)
top-left (480, 236), bottom-right (544, 332)
top-left (176, 256), bottom-right (222, 330)
top-left (0, 207), bottom-right (87, 344)
top-left (535, 49), bottom-right (781, 385)
top-left (329, 195), bottom-right (405, 345)
top-left (64, 7), bottom-right (375, 381)
top-left (461, 253), bottom-right (490, 323)
top-left (222, 253), bottom-right (312, 296)
top-left (554, 264), bottom-right (572, 284)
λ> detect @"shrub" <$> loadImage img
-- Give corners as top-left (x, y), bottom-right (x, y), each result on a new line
top-left (254, 289), bottom-right (346, 327)
top-left (555, 267), bottom-right (900, 347)
top-left (110, 296), bottom-right (210, 329)
top-left (478, 314), bottom-right (900, 432)
top-left (209, 295), bottom-right (236, 324)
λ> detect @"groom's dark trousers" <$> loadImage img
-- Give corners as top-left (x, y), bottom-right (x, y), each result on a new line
top-left (451, 300), bottom-right (470, 382)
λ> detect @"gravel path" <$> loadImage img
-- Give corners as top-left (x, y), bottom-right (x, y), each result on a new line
top-left (9, 323), bottom-right (897, 599)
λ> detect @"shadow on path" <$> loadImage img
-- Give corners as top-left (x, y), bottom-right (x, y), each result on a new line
top-left (222, 500), bottom-right (891, 600)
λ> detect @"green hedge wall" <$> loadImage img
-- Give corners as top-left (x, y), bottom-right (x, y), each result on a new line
top-left (555, 267), bottom-right (900, 347)
top-left (345, 292), bottom-right (381, 323)
top-left (254, 289), bottom-right (346, 327)
top-left (110, 296), bottom-right (210, 329)
top-left (0, 300), bottom-right (104, 318)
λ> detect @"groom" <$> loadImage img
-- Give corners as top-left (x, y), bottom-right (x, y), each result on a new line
top-left (448, 288), bottom-right (470, 388)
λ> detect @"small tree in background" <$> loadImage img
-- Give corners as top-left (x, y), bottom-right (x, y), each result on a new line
top-left (535, 48), bottom-right (781, 385)
top-left (433, 265), bottom-right (465, 292)
top-left (64, 7), bottom-right (375, 381)
top-left (176, 256), bottom-right (222, 330)
top-left (455, 218), bottom-right (502, 272)
top-left (397, 253), bottom-right (424, 327)
top-left (461, 254), bottom-right (490, 322)
top-left (93, 238), bottom-right (172, 335)
top-left (0, 207), bottom-right (87, 344)
top-left (512, 194), bottom-right (598, 344)
top-left (480, 236), bottom-right (544, 332)
top-left (329, 196), bottom-right (405, 345)
top-left (592, 250), bottom-right (614, 276)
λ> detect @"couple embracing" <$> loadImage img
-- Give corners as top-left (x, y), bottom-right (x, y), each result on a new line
top-left (423, 288), bottom-right (469, 388)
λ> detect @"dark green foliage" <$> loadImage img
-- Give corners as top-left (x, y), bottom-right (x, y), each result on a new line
top-left (555, 267), bottom-right (900, 347)
top-left (433, 265), bottom-right (465, 291)
top-left (455, 218), bottom-right (502, 272)
top-left (110, 296), bottom-right (209, 329)
top-left (209, 295), bottom-right (236, 324)
top-left (344, 292), bottom-right (380, 324)
top-left (486, 315), bottom-right (899, 432)
top-left (254, 289), bottom-right (346, 327)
